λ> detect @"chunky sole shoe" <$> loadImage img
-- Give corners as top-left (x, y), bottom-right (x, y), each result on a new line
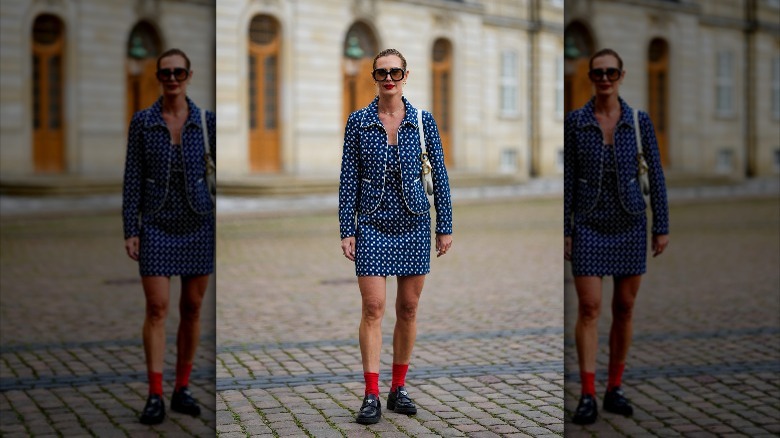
top-left (356, 394), bottom-right (381, 424)
top-left (603, 387), bottom-right (634, 417)
top-left (387, 386), bottom-right (417, 415)
top-left (171, 387), bottom-right (201, 417)
top-left (572, 394), bottom-right (597, 425)
top-left (140, 394), bottom-right (165, 425)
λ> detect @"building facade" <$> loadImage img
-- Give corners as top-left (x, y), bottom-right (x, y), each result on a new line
top-left (0, 0), bottom-right (215, 183)
top-left (216, 0), bottom-right (565, 181)
top-left (565, 0), bottom-right (780, 178)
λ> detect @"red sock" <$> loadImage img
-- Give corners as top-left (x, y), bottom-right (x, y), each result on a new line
top-left (148, 371), bottom-right (163, 396)
top-left (391, 363), bottom-right (409, 392)
top-left (607, 363), bottom-right (625, 391)
top-left (364, 372), bottom-right (379, 397)
top-left (581, 371), bottom-right (595, 396)
top-left (175, 363), bottom-right (193, 391)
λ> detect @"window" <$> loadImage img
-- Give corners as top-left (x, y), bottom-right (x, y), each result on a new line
top-left (715, 51), bottom-right (733, 116)
top-left (772, 56), bottom-right (780, 119)
top-left (500, 50), bottom-right (519, 116)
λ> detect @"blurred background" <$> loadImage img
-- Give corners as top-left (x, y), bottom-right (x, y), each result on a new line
top-left (564, 0), bottom-right (780, 180)
top-left (563, 0), bottom-right (780, 434)
top-left (0, 0), bottom-right (216, 193)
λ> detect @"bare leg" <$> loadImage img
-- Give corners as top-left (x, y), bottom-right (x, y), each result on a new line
top-left (609, 275), bottom-right (641, 368)
top-left (358, 276), bottom-right (386, 373)
top-left (393, 275), bottom-right (425, 365)
top-left (574, 276), bottom-right (602, 374)
top-left (177, 275), bottom-right (209, 368)
top-left (142, 276), bottom-right (170, 374)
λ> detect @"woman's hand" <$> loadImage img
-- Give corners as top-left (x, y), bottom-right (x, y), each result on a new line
top-left (341, 237), bottom-right (356, 262)
top-left (436, 234), bottom-right (452, 258)
top-left (125, 237), bottom-right (140, 261)
top-left (564, 237), bottom-right (572, 261)
top-left (652, 234), bottom-right (669, 257)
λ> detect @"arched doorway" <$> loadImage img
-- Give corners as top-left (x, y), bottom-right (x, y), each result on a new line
top-left (564, 21), bottom-right (594, 114)
top-left (126, 21), bottom-right (162, 127)
top-left (648, 38), bottom-right (669, 166)
top-left (342, 22), bottom-right (378, 124)
top-left (32, 14), bottom-right (65, 173)
top-left (432, 38), bottom-right (453, 167)
top-left (248, 14), bottom-right (281, 172)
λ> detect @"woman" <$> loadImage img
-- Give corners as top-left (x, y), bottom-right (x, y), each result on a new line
top-left (564, 48), bottom-right (669, 425)
top-left (339, 48), bottom-right (453, 424)
top-left (122, 48), bottom-right (215, 425)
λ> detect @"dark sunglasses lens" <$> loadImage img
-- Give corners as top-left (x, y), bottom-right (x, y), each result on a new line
top-left (157, 68), bottom-right (189, 81)
top-left (389, 69), bottom-right (405, 81)
top-left (173, 68), bottom-right (189, 81)
top-left (372, 69), bottom-right (388, 81)
top-left (589, 68), bottom-right (621, 81)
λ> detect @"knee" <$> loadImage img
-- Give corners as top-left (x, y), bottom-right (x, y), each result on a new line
top-left (396, 301), bottom-right (418, 323)
top-left (362, 297), bottom-right (385, 322)
top-left (146, 301), bottom-right (169, 324)
top-left (612, 299), bottom-right (635, 321)
top-left (578, 300), bottom-right (601, 323)
top-left (180, 299), bottom-right (203, 322)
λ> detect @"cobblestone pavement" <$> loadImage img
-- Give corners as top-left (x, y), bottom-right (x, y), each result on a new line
top-left (215, 199), bottom-right (565, 437)
top-left (563, 197), bottom-right (780, 437)
top-left (0, 214), bottom-right (217, 436)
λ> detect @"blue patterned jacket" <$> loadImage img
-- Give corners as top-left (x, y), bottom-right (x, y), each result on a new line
top-left (564, 97), bottom-right (669, 237)
top-left (122, 97), bottom-right (216, 239)
top-left (339, 96), bottom-right (453, 239)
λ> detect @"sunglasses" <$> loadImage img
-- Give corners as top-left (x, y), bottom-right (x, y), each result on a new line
top-left (588, 68), bottom-right (622, 82)
top-left (156, 68), bottom-right (189, 82)
top-left (372, 68), bottom-right (406, 82)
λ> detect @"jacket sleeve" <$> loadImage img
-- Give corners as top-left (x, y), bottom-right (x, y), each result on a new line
top-left (207, 110), bottom-right (216, 162)
top-left (338, 112), bottom-right (360, 239)
top-left (122, 111), bottom-right (144, 239)
top-left (423, 111), bottom-right (453, 235)
top-left (563, 111), bottom-right (577, 237)
top-left (639, 111), bottom-right (669, 235)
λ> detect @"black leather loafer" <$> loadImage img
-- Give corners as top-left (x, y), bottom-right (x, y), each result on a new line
top-left (171, 386), bottom-right (201, 417)
top-left (139, 394), bottom-right (165, 425)
top-left (355, 394), bottom-right (381, 424)
top-left (387, 386), bottom-right (417, 415)
top-left (603, 386), bottom-right (633, 416)
top-left (572, 394), bottom-right (598, 425)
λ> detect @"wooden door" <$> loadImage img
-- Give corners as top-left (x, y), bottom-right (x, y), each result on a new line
top-left (648, 39), bottom-right (669, 166)
top-left (32, 14), bottom-right (65, 173)
top-left (126, 59), bottom-right (159, 126)
top-left (342, 58), bottom-right (376, 124)
top-left (248, 15), bottom-right (281, 172)
top-left (565, 58), bottom-right (592, 114)
top-left (432, 39), bottom-right (453, 167)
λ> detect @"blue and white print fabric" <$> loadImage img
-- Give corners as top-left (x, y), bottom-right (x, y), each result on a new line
top-left (355, 143), bottom-right (432, 276)
top-left (339, 97), bottom-right (453, 276)
top-left (564, 97), bottom-right (669, 276)
top-left (122, 97), bottom-right (216, 276)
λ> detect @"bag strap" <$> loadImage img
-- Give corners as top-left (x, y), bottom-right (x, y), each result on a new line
top-left (633, 108), bottom-right (642, 156)
top-left (200, 108), bottom-right (210, 157)
top-left (417, 109), bottom-right (427, 155)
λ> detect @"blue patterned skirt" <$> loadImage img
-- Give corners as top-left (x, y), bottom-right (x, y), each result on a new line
top-left (571, 149), bottom-right (647, 277)
top-left (355, 145), bottom-right (431, 277)
top-left (139, 145), bottom-right (215, 277)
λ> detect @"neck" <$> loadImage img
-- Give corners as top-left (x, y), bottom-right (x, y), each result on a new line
top-left (162, 94), bottom-right (188, 114)
top-left (594, 94), bottom-right (620, 114)
top-left (378, 96), bottom-right (404, 113)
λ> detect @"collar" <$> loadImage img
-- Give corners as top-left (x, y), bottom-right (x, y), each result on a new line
top-left (360, 96), bottom-right (418, 129)
top-left (143, 96), bottom-right (202, 128)
top-left (576, 96), bottom-right (634, 129)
